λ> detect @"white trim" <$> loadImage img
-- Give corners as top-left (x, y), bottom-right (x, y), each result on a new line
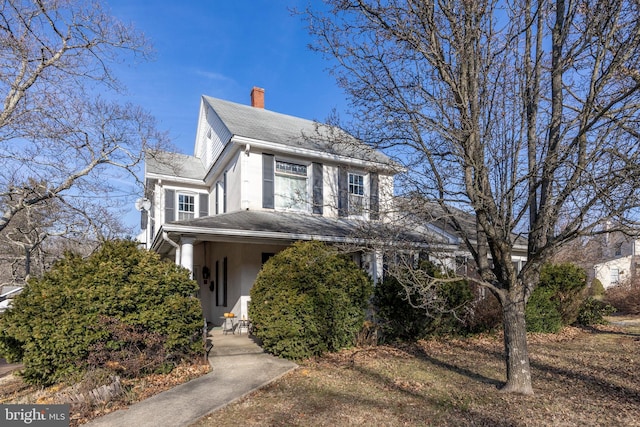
top-left (146, 172), bottom-right (205, 186)
top-left (232, 135), bottom-right (398, 172)
top-left (152, 223), bottom-right (456, 252)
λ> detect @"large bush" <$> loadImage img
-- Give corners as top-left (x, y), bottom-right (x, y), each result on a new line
top-left (590, 278), bottom-right (605, 299)
top-left (249, 241), bottom-right (373, 360)
top-left (0, 240), bottom-right (203, 385)
top-left (526, 286), bottom-right (564, 333)
top-left (466, 289), bottom-right (504, 334)
top-left (526, 263), bottom-right (587, 332)
top-left (373, 261), bottom-right (473, 341)
top-left (575, 297), bottom-right (615, 326)
top-left (605, 280), bottom-right (640, 315)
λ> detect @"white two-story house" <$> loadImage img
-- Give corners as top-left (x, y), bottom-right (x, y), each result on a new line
top-left (141, 88), bottom-right (397, 323)
top-left (592, 231), bottom-right (640, 288)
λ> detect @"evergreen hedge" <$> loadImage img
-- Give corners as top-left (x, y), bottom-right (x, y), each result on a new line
top-left (0, 240), bottom-right (203, 385)
top-left (526, 263), bottom-right (587, 332)
top-left (249, 241), bottom-right (373, 360)
top-left (373, 261), bottom-right (473, 341)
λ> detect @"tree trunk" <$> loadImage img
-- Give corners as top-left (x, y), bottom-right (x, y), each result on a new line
top-left (501, 291), bottom-right (534, 395)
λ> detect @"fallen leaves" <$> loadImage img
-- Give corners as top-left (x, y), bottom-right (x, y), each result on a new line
top-left (0, 361), bottom-right (211, 427)
top-left (194, 321), bottom-right (640, 427)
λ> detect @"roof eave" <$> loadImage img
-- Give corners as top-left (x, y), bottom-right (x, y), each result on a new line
top-left (232, 135), bottom-right (400, 172)
top-left (146, 172), bottom-right (206, 186)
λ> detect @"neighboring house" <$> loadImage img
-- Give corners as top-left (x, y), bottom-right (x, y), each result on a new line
top-left (593, 231), bottom-right (640, 288)
top-left (394, 197), bottom-right (528, 280)
top-left (139, 88), bottom-right (527, 324)
top-left (141, 88), bottom-right (397, 323)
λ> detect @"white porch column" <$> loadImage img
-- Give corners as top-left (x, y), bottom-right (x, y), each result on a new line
top-left (367, 250), bottom-right (384, 284)
top-left (180, 236), bottom-right (195, 277)
top-left (374, 250), bottom-right (384, 284)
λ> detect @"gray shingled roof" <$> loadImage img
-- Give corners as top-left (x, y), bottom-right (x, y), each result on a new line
top-left (398, 197), bottom-right (528, 248)
top-left (203, 96), bottom-right (392, 165)
top-left (163, 210), bottom-right (438, 245)
top-left (171, 210), bottom-right (356, 238)
top-left (146, 150), bottom-right (206, 180)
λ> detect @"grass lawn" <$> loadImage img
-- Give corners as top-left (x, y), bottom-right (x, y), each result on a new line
top-left (193, 318), bottom-right (640, 426)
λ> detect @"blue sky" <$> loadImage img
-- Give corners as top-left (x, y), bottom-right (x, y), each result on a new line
top-left (108, 0), bottom-right (346, 156)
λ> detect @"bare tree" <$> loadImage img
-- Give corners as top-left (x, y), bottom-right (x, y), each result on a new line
top-left (0, 179), bottom-right (115, 285)
top-left (0, 0), bottom-right (168, 240)
top-left (304, 0), bottom-right (640, 394)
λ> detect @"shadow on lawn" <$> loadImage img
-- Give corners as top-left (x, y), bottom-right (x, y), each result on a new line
top-left (410, 344), bottom-right (505, 389)
top-left (580, 324), bottom-right (640, 337)
top-left (262, 376), bottom-right (514, 427)
top-left (412, 326), bottom-right (640, 406)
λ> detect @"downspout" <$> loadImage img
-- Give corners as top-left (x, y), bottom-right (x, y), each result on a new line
top-left (163, 232), bottom-right (181, 266)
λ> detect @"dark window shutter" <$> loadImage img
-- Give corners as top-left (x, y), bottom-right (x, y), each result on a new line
top-left (312, 162), bottom-right (323, 215)
top-left (223, 257), bottom-right (228, 307)
top-left (140, 209), bottom-right (148, 230)
top-left (165, 189), bottom-right (175, 222)
top-left (215, 260), bottom-right (220, 306)
top-left (263, 154), bottom-right (274, 209)
top-left (199, 193), bottom-right (209, 217)
top-left (370, 172), bottom-right (379, 220)
top-left (338, 166), bottom-right (348, 217)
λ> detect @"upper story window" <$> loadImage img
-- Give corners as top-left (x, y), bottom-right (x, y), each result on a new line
top-left (275, 160), bottom-right (308, 211)
top-left (164, 189), bottom-right (208, 223)
top-left (615, 243), bottom-right (623, 256)
top-left (178, 194), bottom-right (195, 220)
top-left (348, 173), bottom-right (365, 214)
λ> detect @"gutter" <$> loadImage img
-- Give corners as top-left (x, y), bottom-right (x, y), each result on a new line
top-left (159, 223), bottom-right (449, 251)
top-left (162, 232), bottom-right (181, 265)
top-left (0, 286), bottom-right (23, 303)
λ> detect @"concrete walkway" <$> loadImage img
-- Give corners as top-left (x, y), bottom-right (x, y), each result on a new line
top-left (0, 358), bottom-right (22, 378)
top-left (84, 328), bottom-right (297, 427)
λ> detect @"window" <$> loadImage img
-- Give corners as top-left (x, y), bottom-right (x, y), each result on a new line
top-left (512, 260), bottom-right (521, 273)
top-left (611, 268), bottom-right (620, 284)
top-left (615, 243), bottom-right (623, 256)
top-left (348, 173), bottom-right (365, 214)
top-left (275, 160), bottom-right (308, 210)
top-left (178, 194), bottom-right (195, 220)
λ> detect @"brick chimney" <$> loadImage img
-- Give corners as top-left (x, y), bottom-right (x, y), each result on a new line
top-left (250, 87), bottom-right (265, 108)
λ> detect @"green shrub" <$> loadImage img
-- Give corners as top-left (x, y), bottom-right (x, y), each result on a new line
top-left (249, 241), bottom-right (372, 360)
top-left (539, 263), bottom-right (587, 325)
top-left (590, 279), bottom-right (605, 299)
top-left (372, 261), bottom-right (473, 341)
top-left (373, 273), bottom-right (433, 341)
top-left (526, 286), bottom-right (563, 333)
top-left (0, 240), bottom-right (203, 385)
top-left (575, 297), bottom-right (615, 326)
top-left (526, 263), bottom-right (587, 332)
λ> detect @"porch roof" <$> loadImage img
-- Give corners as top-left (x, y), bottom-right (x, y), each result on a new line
top-left (152, 210), bottom-right (450, 254)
